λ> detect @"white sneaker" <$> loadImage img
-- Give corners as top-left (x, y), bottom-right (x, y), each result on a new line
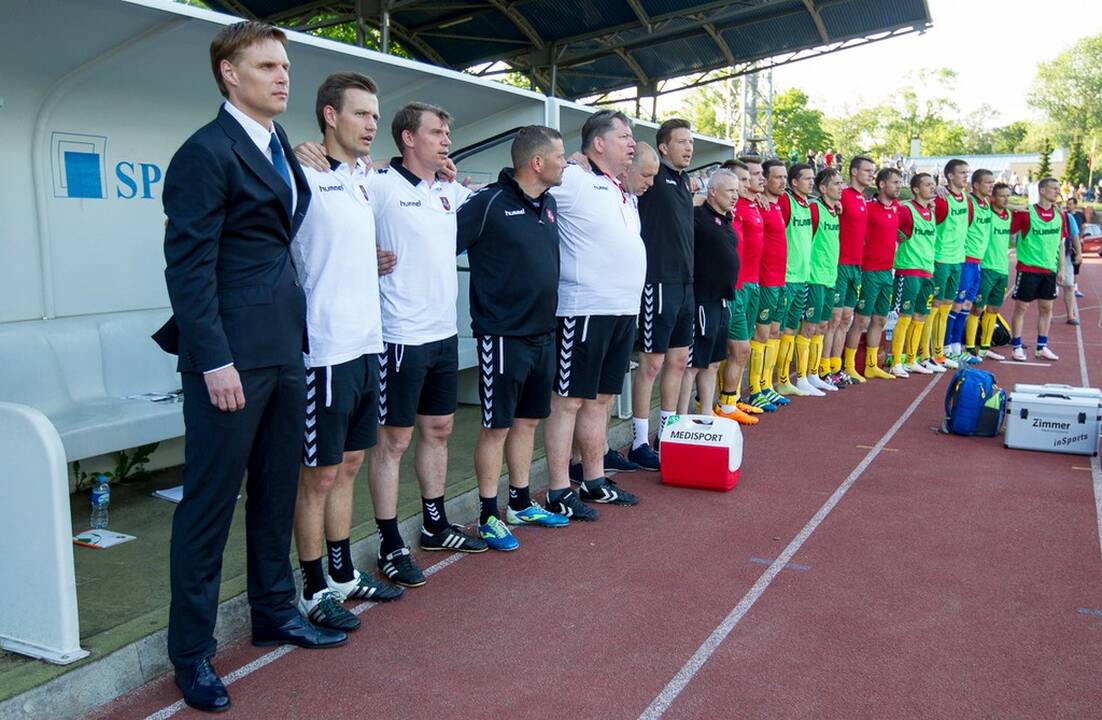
top-left (809, 374), bottom-right (838, 392)
top-left (795, 378), bottom-right (825, 396)
top-left (922, 360), bottom-right (947, 374)
top-left (1036, 346), bottom-right (1059, 361)
top-left (890, 365), bottom-right (911, 378)
top-left (984, 349), bottom-right (1005, 361)
top-left (1011, 346), bottom-right (1027, 362)
top-left (939, 356), bottom-right (960, 369)
top-left (905, 361), bottom-right (933, 375)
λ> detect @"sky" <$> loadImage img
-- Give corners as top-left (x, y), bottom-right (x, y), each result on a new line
top-left (770, 0), bottom-right (1101, 126)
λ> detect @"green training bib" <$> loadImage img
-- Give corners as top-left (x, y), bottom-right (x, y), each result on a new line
top-left (894, 201), bottom-right (937, 273)
top-left (808, 198), bottom-right (840, 286)
top-left (1016, 204), bottom-right (1062, 272)
top-left (981, 208), bottom-right (1011, 276)
top-left (934, 191), bottom-right (970, 263)
top-left (963, 194), bottom-right (992, 260)
top-left (784, 191), bottom-right (813, 283)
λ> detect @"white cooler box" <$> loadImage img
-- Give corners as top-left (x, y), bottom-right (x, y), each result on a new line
top-left (1004, 384), bottom-right (1102, 456)
top-left (659, 414), bottom-right (744, 491)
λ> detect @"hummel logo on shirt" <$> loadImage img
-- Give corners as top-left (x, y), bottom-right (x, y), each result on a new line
top-left (591, 185), bottom-right (610, 191)
top-left (318, 184), bottom-right (344, 192)
top-left (504, 209), bottom-right (525, 217)
top-left (665, 178), bottom-right (679, 185)
top-left (399, 200), bottom-right (421, 207)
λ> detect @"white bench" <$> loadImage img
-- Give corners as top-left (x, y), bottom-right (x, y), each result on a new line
top-left (0, 309), bottom-right (183, 664)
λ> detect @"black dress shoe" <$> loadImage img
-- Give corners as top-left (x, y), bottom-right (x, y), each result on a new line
top-left (174, 657), bottom-right (231, 713)
top-left (252, 612), bottom-right (348, 649)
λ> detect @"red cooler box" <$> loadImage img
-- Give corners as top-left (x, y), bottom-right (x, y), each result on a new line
top-left (660, 414), bottom-right (744, 491)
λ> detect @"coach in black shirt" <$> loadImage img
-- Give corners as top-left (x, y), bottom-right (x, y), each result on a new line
top-left (628, 118), bottom-right (696, 471)
top-left (457, 125), bottom-right (592, 543)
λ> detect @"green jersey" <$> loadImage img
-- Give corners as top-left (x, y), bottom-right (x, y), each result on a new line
top-left (934, 190), bottom-right (971, 263)
top-left (894, 201), bottom-right (937, 274)
top-left (963, 194), bottom-right (992, 261)
top-left (808, 198), bottom-right (840, 286)
top-left (784, 191), bottom-right (813, 283)
top-left (1017, 204), bottom-right (1063, 273)
top-left (981, 207), bottom-right (1011, 276)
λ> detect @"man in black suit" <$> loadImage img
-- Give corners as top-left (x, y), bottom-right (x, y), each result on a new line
top-left (154, 21), bottom-right (344, 713)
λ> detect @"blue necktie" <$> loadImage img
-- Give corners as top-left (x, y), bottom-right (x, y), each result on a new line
top-left (268, 133), bottom-right (293, 190)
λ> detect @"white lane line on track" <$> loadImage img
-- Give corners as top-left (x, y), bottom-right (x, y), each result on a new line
top-left (1073, 320), bottom-right (1102, 561)
top-left (143, 552), bottom-right (465, 720)
top-left (637, 375), bottom-right (943, 720)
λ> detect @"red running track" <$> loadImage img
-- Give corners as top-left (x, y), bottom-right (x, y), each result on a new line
top-left (89, 260), bottom-right (1102, 720)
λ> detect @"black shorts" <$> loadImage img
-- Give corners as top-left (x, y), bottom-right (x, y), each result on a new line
top-left (638, 282), bottom-right (695, 353)
top-left (1011, 270), bottom-right (1057, 303)
top-left (556, 314), bottom-right (636, 399)
top-left (303, 354), bottom-right (379, 467)
top-left (378, 335), bottom-right (459, 427)
top-left (477, 333), bottom-right (555, 429)
top-left (689, 300), bottom-right (730, 369)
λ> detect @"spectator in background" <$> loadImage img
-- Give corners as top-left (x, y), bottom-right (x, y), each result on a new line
top-left (824, 149), bottom-right (835, 168)
top-left (1068, 197), bottom-right (1087, 298)
top-left (1061, 201), bottom-right (1081, 325)
top-left (807, 148), bottom-right (816, 165)
top-left (835, 151), bottom-right (844, 169)
top-left (789, 148), bottom-right (800, 165)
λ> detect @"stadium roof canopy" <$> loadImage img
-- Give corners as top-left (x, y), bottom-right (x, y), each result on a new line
top-left (203, 0), bottom-right (932, 101)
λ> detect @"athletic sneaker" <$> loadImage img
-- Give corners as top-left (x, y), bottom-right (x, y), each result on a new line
top-left (299, 589), bottom-right (360, 632)
top-left (748, 391), bottom-right (777, 412)
top-left (984, 349), bottom-right (1005, 361)
top-left (808, 375), bottom-right (838, 392)
top-left (420, 524), bottom-right (489, 553)
top-left (964, 352), bottom-right (982, 365)
top-left (628, 442), bottom-right (660, 471)
top-left (1067, 318), bottom-right (1081, 326)
top-left (377, 547), bottom-right (426, 588)
top-left (904, 361), bottom-right (932, 375)
top-left (714, 404), bottom-right (760, 425)
top-left (889, 364), bottom-right (910, 378)
top-left (838, 371), bottom-right (865, 385)
top-left (544, 489), bottom-right (598, 521)
top-left (1037, 347), bottom-right (1060, 361)
top-left (921, 360), bottom-right (947, 374)
top-left (579, 477), bottom-right (639, 506)
top-left (327, 569), bottom-right (404, 603)
top-left (479, 516), bottom-right (519, 551)
top-left (795, 378), bottom-right (825, 397)
top-left (935, 355), bottom-right (959, 370)
top-left (1011, 346), bottom-right (1027, 362)
top-left (766, 389), bottom-right (790, 406)
top-left (1075, 289), bottom-right (1085, 298)
top-left (776, 381), bottom-right (808, 397)
top-left (604, 449), bottom-right (639, 473)
top-left (506, 502), bottom-right (570, 527)
top-left (737, 401), bottom-right (765, 415)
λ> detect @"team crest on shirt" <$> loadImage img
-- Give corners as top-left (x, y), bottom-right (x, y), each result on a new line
top-left (440, 197), bottom-right (451, 211)
top-left (714, 216), bottom-right (722, 226)
top-left (545, 208), bottom-right (555, 224)
top-left (359, 186), bottom-right (370, 202)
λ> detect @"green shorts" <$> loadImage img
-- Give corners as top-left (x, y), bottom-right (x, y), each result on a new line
top-left (834, 264), bottom-right (862, 308)
top-left (803, 284), bottom-right (834, 324)
top-left (855, 270), bottom-right (893, 318)
top-left (756, 285), bottom-right (784, 326)
top-left (728, 283), bottom-right (760, 341)
top-left (784, 282), bottom-right (808, 331)
top-left (975, 269), bottom-right (1008, 310)
top-left (893, 274), bottom-right (936, 316)
top-left (932, 261), bottom-right (962, 302)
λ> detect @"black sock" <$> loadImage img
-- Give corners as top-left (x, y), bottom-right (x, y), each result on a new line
top-left (508, 484), bottom-right (531, 512)
top-left (376, 517), bottom-right (404, 558)
top-left (479, 495), bottom-right (499, 525)
top-left (421, 495), bottom-right (449, 534)
top-left (326, 537), bottom-right (354, 583)
top-left (300, 557), bottom-right (327, 600)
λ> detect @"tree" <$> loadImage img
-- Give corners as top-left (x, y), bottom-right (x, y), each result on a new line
top-left (1065, 136), bottom-right (1088, 186)
top-left (677, 80), bottom-right (728, 141)
top-left (1028, 33), bottom-right (1102, 144)
top-left (771, 88), bottom-right (832, 159)
top-left (1038, 137), bottom-right (1053, 179)
top-left (989, 121), bottom-right (1032, 154)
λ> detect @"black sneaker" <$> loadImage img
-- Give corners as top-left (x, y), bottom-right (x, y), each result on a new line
top-left (377, 547), bottom-right (426, 588)
top-left (420, 524), bottom-right (489, 553)
top-left (298, 589), bottom-right (360, 632)
top-left (545, 489), bottom-right (599, 521)
top-left (627, 443), bottom-right (660, 472)
top-left (327, 569), bottom-right (403, 603)
top-left (579, 477), bottom-right (639, 506)
top-left (569, 461), bottom-right (583, 484)
top-left (604, 448), bottom-right (639, 473)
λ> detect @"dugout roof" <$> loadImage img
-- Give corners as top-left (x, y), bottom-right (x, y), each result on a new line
top-left (203, 0), bottom-right (933, 100)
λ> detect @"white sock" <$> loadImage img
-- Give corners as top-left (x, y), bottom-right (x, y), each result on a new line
top-left (632, 417), bottom-right (649, 449)
top-left (659, 411), bottom-right (674, 440)
top-left (951, 342), bottom-right (961, 355)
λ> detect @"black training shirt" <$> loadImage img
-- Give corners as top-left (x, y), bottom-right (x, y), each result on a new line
top-left (457, 168), bottom-right (559, 337)
top-left (693, 202), bottom-right (739, 302)
top-left (638, 160), bottom-right (694, 284)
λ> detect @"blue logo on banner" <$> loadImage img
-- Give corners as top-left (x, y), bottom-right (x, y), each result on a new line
top-left (50, 131), bottom-right (163, 200)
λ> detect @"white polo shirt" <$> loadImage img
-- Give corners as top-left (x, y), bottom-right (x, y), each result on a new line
top-left (550, 162), bottom-right (647, 317)
top-left (291, 157), bottom-right (382, 368)
top-left (367, 158), bottom-right (473, 345)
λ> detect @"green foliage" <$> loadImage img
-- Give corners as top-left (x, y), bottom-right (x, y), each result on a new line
top-left (772, 89), bottom-right (832, 160)
top-left (1028, 33), bottom-right (1102, 144)
top-left (73, 443), bottom-right (160, 492)
top-left (1038, 137), bottom-right (1053, 179)
top-left (1065, 136), bottom-right (1089, 186)
top-left (677, 79), bottom-right (729, 140)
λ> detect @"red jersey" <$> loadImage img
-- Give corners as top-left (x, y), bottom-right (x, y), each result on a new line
top-left (896, 202), bottom-right (934, 278)
top-left (733, 197), bottom-right (764, 287)
top-left (1011, 204), bottom-right (1067, 274)
top-left (861, 197), bottom-right (900, 272)
top-left (759, 198), bottom-right (788, 287)
top-left (838, 186), bottom-right (869, 265)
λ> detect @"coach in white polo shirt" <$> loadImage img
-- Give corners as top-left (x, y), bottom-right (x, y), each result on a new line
top-left (290, 72), bottom-right (404, 635)
top-left (544, 110), bottom-right (646, 508)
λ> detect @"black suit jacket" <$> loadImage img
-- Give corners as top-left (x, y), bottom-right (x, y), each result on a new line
top-left (153, 106), bottom-right (311, 372)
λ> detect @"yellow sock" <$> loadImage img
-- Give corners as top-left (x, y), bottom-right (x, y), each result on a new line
top-left (830, 356), bottom-right (843, 374)
top-left (910, 320), bottom-right (926, 362)
top-left (779, 335), bottom-right (795, 384)
top-left (891, 316), bottom-right (911, 367)
top-left (795, 335), bottom-right (811, 379)
top-left (748, 341), bottom-right (765, 394)
top-left (843, 346), bottom-right (858, 373)
top-left (865, 345), bottom-right (880, 369)
top-left (763, 338), bottom-right (780, 390)
top-left (933, 304), bottom-right (949, 357)
top-left (980, 311), bottom-right (998, 348)
top-left (964, 313), bottom-right (980, 350)
top-left (920, 315), bottom-right (934, 361)
top-left (810, 335), bottom-right (825, 376)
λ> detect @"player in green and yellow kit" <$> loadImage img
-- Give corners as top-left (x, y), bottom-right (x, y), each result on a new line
top-left (888, 173), bottom-right (941, 377)
top-left (803, 167), bottom-right (850, 391)
top-left (775, 163), bottom-right (818, 396)
top-left (930, 158), bottom-right (973, 369)
top-left (970, 182), bottom-right (1013, 360)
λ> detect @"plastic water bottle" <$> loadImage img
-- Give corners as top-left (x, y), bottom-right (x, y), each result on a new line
top-left (90, 474), bottom-right (111, 529)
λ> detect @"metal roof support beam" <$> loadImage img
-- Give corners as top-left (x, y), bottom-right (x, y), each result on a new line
top-left (801, 0), bottom-right (831, 43)
top-left (625, 0), bottom-right (652, 30)
top-left (486, 0), bottom-right (545, 49)
top-left (703, 22), bottom-right (735, 66)
top-left (380, 1), bottom-right (391, 54)
top-left (614, 48), bottom-right (650, 88)
top-left (217, 0), bottom-right (259, 20)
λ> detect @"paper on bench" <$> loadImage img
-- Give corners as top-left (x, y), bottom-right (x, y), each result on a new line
top-left (152, 485), bottom-right (184, 503)
top-left (73, 529), bottom-right (136, 549)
